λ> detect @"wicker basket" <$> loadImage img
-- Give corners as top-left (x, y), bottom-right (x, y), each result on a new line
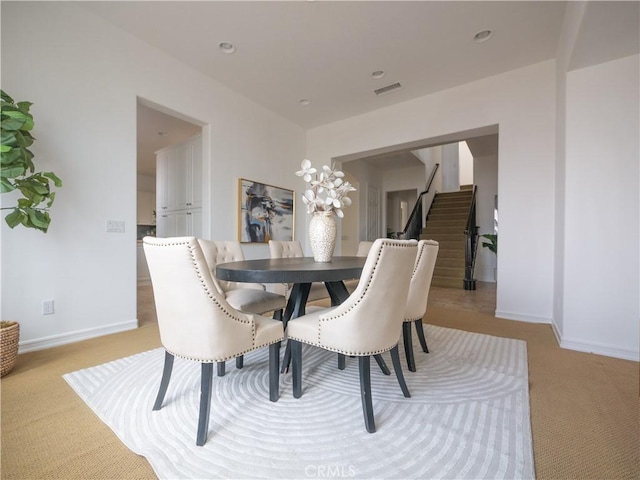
top-left (1, 321), bottom-right (20, 377)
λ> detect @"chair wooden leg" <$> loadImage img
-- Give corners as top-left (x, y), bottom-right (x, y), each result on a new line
top-left (217, 361), bottom-right (225, 377)
top-left (414, 319), bottom-right (429, 353)
top-left (291, 340), bottom-right (303, 399)
top-left (235, 356), bottom-right (244, 369)
top-left (403, 322), bottom-right (416, 372)
top-left (359, 356), bottom-right (376, 433)
top-left (269, 342), bottom-right (281, 402)
top-left (153, 351), bottom-right (174, 410)
top-left (390, 345), bottom-right (411, 398)
top-left (373, 354), bottom-right (391, 375)
top-left (338, 353), bottom-right (346, 370)
top-left (281, 342), bottom-right (291, 374)
top-left (196, 362), bottom-right (214, 446)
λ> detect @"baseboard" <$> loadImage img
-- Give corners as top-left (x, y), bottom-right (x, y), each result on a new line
top-left (499, 311), bottom-right (638, 361)
top-left (494, 310), bottom-right (551, 324)
top-left (558, 334), bottom-right (639, 362)
top-left (18, 319), bottom-right (139, 354)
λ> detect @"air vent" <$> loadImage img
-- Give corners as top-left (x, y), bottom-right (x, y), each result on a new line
top-left (374, 82), bottom-right (402, 96)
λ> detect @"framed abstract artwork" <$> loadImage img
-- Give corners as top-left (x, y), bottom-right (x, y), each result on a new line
top-left (238, 178), bottom-right (295, 243)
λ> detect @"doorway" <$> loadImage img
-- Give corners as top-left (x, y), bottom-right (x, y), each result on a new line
top-left (135, 99), bottom-right (203, 324)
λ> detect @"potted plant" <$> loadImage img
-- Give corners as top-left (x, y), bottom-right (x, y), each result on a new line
top-left (480, 233), bottom-right (497, 254)
top-left (1, 89), bottom-right (62, 376)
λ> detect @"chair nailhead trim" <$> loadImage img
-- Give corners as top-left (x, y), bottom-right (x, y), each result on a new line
top-left (186, 243), bottom-right (257, 344)
top-left (166, 335), bottom-right (284, 363)
top-left (286, 336), bottom-right (394, 356)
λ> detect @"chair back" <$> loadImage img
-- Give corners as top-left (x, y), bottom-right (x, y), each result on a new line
top-left (405, 240), bottom-right (439, 321)
top-left (143, 236), bottom-right (257, 361)
top-left (198, 239), bottom-right (263, 292)
top-left (317, 239), bottom-right (417, 354)
top-left (269, 240), bottom-right (304, 259)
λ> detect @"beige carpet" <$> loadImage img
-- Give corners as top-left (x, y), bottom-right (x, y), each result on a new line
top-left (1, 305), bottom-right (638, 479)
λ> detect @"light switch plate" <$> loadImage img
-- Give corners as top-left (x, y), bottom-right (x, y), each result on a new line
top-left (107, 220), bottom-right (125, 233)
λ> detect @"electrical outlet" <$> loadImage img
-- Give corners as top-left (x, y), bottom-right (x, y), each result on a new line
top-left (42, 300), bottom-right (55, 315)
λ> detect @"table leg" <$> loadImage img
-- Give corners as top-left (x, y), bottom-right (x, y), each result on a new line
top-left (281, 283), bottom-right (311, 373)
top-left (325, 281), bottom-right (350, 306)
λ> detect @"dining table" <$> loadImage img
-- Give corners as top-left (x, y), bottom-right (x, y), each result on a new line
top-left (215, 256), bottom-right (366, 326)
top-left (216, 255), bottom-right (391, 374)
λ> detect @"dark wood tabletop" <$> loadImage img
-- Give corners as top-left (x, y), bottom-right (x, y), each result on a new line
top-left (215, 256), bottom-right (366, 285)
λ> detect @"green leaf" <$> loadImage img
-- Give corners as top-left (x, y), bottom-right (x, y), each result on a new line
top-left (1, 131), bottom-right (17, 147)
top-left (14, 130), bottom-right (34, 148)
top-left (17, 198), bottom-right (34, 208)
top-left (4, 209), bottom-right (25, 229)
top-left (46, 191), bottom-right (56, 207)
top-left (1, 147), bottom-right (22, 165)
top-left (3, 110), bottom-right (30, 120)
top-left (43, 172), bottom-right (62, 187)
top-left (0, 177), bottom-right (15, 193)
top-left (1, 117), bottom-right (25, 131)
top-left (1, 90), bottom-right (15, 104)
top-left (16, 101), bottom-right (33, 114)
top-left (27, 208), bottom-right (50, 229)
top-left (1, 165), bottom-right (27, 178)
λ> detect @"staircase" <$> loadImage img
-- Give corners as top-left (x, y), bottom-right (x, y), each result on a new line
top-left (420, 185), bottom-right (473, 288)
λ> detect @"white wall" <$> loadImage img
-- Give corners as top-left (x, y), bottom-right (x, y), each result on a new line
top-left (459, 142), bottom-right (474, 186)
top-left (1, 3), bottom-right (306, 350)
top-left (308, 61), bottom-right (557, 325)
top-left (474, 154), bottom-right (499, 282)
top-left (441, 143), bottom-right (460, 192)
top-left (562, 54), bottom-right (639, 360)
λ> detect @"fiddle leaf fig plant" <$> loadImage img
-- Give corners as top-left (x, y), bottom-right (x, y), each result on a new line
top-left (1, 90), bottom-right (62, 233)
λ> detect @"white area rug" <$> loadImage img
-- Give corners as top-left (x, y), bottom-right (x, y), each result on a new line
top-left (64, 325), bottom-right (534, 479)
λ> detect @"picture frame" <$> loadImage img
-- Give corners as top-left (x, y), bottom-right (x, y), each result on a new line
top-left (238, 178), bottom-right (295, 243)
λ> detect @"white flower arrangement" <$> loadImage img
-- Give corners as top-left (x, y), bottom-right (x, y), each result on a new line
top-left (295, 159), bottom-right (356, 218)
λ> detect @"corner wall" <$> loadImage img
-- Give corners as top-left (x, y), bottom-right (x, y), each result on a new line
top-left (563, 55), bottom-right (639, 360)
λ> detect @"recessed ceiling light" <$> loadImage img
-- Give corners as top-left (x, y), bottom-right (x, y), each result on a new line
top-left (299, 99), bottom-right (311, 106)
top-left (473, 30), bottom-right (493, 43)
top-left (371, 70), bottom-right (385, 80)
top-left (218, 42), bottom-right (236, 54)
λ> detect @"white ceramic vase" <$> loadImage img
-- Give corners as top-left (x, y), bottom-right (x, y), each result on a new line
top-left (308, 211), bottom-right (337, 262)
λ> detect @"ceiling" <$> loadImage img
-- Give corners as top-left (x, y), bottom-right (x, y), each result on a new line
top-left (85, 1), bottom-right (568, 130)
top-left (114, 1), bottom-right (637, 177)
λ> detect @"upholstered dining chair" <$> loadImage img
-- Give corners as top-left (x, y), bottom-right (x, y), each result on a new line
top-left (402, 239), bottom-right (439, 372)
top-left (345, 240), bottom-right (375, 293)
top-left (143, 236), bottom-right (284, 446)
top-left (268, 240), bottom-right (329, 303)
top-left (197, 239), bottom-right (286, 376)
top-left (286, 238), bottom-right (417, 433)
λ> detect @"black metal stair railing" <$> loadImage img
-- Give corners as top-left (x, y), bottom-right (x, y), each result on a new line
top-left (398, 164), bottom-right (439, 240)
top-left (463, 186), bottom-right (479, 290)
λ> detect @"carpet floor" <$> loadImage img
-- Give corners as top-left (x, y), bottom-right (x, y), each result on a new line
top-left (1, 304), bottom-right (638, 479)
